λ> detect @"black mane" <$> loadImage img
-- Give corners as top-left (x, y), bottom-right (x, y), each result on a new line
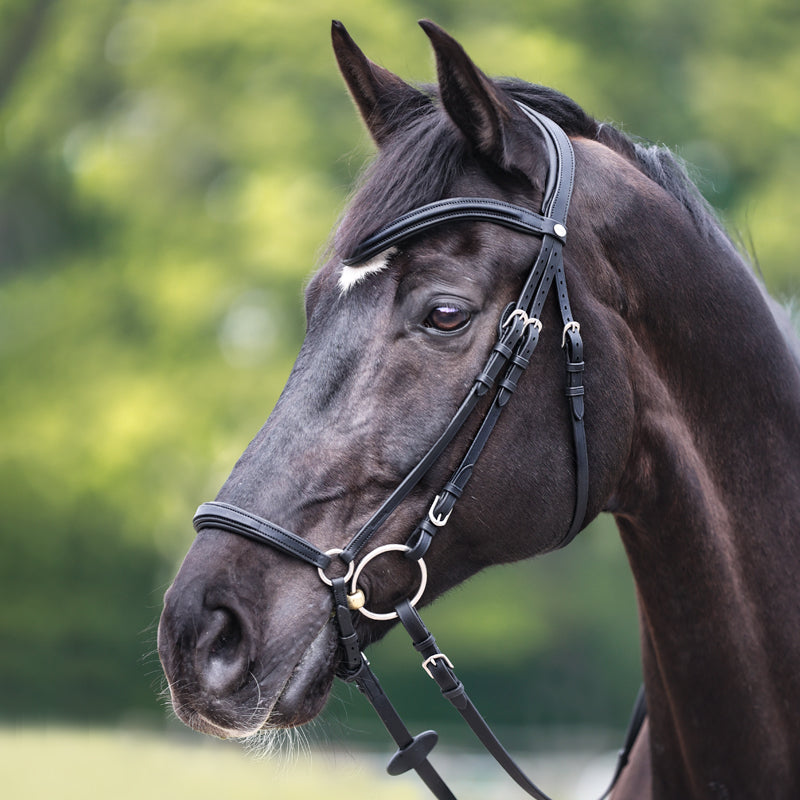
top-left (334, 79), bottom-right (726, 260)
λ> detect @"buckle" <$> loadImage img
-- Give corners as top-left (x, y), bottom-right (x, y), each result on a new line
top-left (422, 653), bottom-right (454, 679)
top-left (427, 494), bottom-right (453, 528)
top-left (561, 321), bottom-right (580, 348)
top-left (502, 308), bottom-right (529, 330)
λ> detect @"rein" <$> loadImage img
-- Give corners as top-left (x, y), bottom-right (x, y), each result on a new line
top-left (192, 103), bottom-right (644, 800)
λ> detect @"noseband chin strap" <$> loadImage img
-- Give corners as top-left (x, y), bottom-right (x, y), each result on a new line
top-left (192, 104), bottom-right (643, 800)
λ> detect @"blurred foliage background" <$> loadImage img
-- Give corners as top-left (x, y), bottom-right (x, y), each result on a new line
top-left (0, 0), bottom-right (797, 749)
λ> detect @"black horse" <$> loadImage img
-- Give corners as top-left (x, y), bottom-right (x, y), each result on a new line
top-left (159, 21), bottom-right (800, 800)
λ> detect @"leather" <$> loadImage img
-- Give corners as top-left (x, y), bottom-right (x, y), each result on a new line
top-left (344, 655), bottom-right (456, 799)
top-left (330, 577), bottom-right (362, 676)
top-left (396, 600), bottom-right (555, 800)
top-left (598, 685), bottom-right (648, 800)
top-left (558, 323), bottom-right (589, 548)
top-left (516, 102), bottom-right (575, 223)
top-left (193, 502), bottom-right (331, 570)
top-left (342, 197), bottom-right (565, 266)
top-left (408, 319), bottom-right (544, 560)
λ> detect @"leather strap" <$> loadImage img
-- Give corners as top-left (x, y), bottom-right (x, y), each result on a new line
top-left (342, 310), bottom-right (528, 562)
top-left (344, 655), bottom-right (456, 800)
top-left (407, 303), bottom-right (546, 560)
top-left (193, 501), bottom-right (331, 570)
top-left (598, 685), bottom-right (648, 800)
top-left (516, 102), bottom-right (575, 224)
top-left (396, 600), bottom-right (556, 800)
top-left (330, 577), bottom-right (363, 677)
top-left (558, 322), bottom-right (589, 548)
top-left (342, 197), bottom-right (565, 267)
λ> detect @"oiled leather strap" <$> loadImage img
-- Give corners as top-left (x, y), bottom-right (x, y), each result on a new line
top-left (342, 197), bottom-right (565, 267)
top-left (341, 311), bottom-right (529, 562)
top-left (396, 600), bottom-right (555, 800)
top-left (193, 501), bottom-right (331, 570)
top-left (516, 102), bottom-right (574, 224)
top-left (558, 322), bottom-right (588, 548)
top-left (345, 654), bottom-right (455, 800)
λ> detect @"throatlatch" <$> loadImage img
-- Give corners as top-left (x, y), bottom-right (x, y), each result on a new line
top-left (192, 103), bottom-right (644, 800)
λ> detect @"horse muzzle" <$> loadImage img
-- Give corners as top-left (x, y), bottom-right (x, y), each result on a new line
top-left (157, 539), bottom-right (338, 735)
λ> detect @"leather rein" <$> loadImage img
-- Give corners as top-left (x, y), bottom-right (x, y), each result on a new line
top-left (192, 103), bottom-right (645, 800)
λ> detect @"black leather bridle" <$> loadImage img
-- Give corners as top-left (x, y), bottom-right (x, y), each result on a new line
top-left (192, 103), bottom-right (644, 800)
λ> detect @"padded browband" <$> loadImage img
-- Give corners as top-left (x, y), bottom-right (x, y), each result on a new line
top-left (342, 197), bottom-right (566, 266)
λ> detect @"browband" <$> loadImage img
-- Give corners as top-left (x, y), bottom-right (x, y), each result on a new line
top-left (342, 197), bottom-right (566, 267)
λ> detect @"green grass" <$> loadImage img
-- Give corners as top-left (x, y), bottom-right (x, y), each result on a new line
top-left (1, 726), bottom-right (420, 799)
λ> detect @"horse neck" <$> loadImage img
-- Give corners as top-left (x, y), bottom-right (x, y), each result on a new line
top-left (600, 178), bottom-right (800, 797)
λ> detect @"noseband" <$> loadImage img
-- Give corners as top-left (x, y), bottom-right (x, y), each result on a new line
top-left (192, 104), bottom-right (644, 800)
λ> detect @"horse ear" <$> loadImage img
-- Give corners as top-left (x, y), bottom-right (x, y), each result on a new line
top-left (419, 20), bottom-right (520, 167)
top-left (332, 20), bottom-right (429, 147)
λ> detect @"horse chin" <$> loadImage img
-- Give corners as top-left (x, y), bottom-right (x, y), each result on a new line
top-left (268, 621), bottom-right (338, 728)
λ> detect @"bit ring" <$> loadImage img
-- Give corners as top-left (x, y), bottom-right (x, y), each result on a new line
top-left (350, 544), bottom-right (427, 621)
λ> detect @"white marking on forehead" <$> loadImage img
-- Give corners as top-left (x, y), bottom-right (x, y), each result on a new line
top-left (338, 247), bottom-right (397, 295)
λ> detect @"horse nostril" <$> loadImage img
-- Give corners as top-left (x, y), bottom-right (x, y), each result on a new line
top-left (208, 608), bottom-right (242, 656)
top-left (196, 607), bottom-right (249, 695)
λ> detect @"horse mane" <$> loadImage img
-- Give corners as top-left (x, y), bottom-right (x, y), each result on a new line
top-left (334, 78), bottom-right (730, 259)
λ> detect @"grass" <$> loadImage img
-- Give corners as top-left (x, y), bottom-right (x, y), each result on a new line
top-left (1, 725), bottom-right (420, 799)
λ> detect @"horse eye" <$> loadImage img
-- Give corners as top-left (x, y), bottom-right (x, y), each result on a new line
top-left (424, 305), bottom-right (471, 332)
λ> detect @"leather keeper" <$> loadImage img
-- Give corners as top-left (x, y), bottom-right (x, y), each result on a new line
top-left (442, 681), bottom-right (469, 710)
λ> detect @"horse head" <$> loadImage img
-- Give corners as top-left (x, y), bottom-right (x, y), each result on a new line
top-left (157, 20), bottom-right (640, 740)
top-left (156, 15), bottom-right (800, 800)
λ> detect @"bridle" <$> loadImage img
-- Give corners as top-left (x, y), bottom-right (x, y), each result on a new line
top-left (192, 103), bottom-right (645, 800)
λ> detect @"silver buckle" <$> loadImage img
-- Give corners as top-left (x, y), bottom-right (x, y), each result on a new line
top-left (502, 308), bottom-right (529, 330)
top-left (428, 494), bottom-right (453, 527)
top-left (422, 653), bottom-right (454, 679)
top-left (561, 321), bottom-right (580, 348)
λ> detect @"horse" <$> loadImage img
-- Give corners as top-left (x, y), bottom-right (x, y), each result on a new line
top-left (158, 20), bottom-right (800, 800)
